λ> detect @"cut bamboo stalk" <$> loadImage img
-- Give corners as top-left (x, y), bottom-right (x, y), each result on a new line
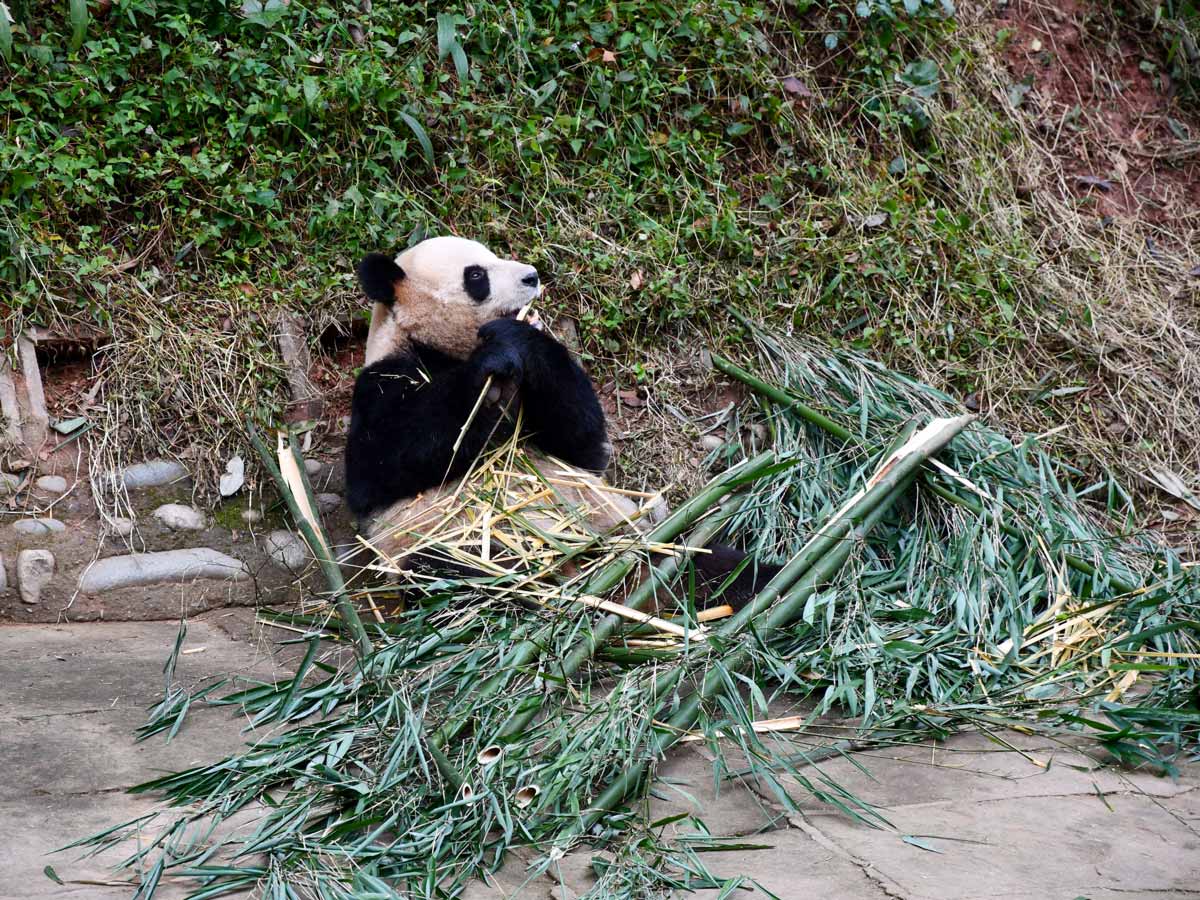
top-left (570, 595), bottom-right (706, 641)
top-left (711, 352), bottom-right (1140, 597)
top-left (565, 415), bottom-right (972, 838)
top-left (434, 451), bottom-right (781, 750)
top-left (248, 424), bottom-right (373, 659)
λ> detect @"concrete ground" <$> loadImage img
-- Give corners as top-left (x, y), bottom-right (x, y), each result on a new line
top-left (2, 616), bottom-right (1197, 900)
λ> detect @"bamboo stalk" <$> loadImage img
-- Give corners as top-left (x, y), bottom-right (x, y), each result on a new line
top-left (566, 415), bottom-right (972, 837)
top-left (247, 424), bottom-right (373, 659)
top-left (434, 451), bottom-right (781, 749)
top-left (711, 352), bottom-right (1140, 597)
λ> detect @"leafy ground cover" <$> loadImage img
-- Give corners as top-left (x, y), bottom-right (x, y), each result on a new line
top-left (2, 0), bottom-right (1198, 517)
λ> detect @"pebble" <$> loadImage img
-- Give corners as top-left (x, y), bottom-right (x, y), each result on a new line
top-left (108, 517), bottom-right (135, 536)
top-left (699, 434), bottom-right (724, 452)
top-left (12, 518), bottom-right (66, 536)
top-left (119, 460), bottom-right (188, 489)
top-left (304, 458), bottom-right (323, 477)
top-left (0, 473), bottom-right (21, 496)
top-left (316, 493), bottom-right (342, 514)
top-left (153, 503), bottom-right (207, 531)
top-left (265, 529), bottom-right (309, 570)
top-left (78, 548), bottom-right (250, 593)
top-left (35, 475), bottom-right (68, 494)
top-left (240, 507), bottom-right (263, 523)
top-left (219, 455), bottom-right (245, 497)
top-left (17, 549), bottom-right (55, 605)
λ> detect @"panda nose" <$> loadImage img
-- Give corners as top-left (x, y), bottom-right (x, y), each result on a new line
top-left (521, 270), bottom-right (539, 287)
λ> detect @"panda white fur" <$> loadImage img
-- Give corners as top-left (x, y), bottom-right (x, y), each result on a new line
top-left (344, 236), bottom-right (777, 606)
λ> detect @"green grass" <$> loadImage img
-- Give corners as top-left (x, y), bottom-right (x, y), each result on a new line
top-left (2, 0), bottom-right (1197, 508)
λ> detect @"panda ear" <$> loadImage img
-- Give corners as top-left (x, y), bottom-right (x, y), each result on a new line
top-left (357, 253), bottom-right (406, 304)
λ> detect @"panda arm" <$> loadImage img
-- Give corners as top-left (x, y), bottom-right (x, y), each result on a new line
top-left (476, 319), bottom-right (610, 472)
top-left (345, 352), bottom-right (512, 519)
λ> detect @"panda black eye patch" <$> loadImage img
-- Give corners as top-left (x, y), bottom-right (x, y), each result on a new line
top-left (463, 265), bottom-right (490, 303)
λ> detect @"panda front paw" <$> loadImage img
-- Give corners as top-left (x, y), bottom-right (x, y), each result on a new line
top-left (475, 318), bottom-right (538, 384)
top-left (474, 342), bottom-right (523, 384)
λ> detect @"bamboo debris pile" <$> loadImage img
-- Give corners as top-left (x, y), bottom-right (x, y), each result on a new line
top-left (78, 336), bottom-right (1199, 899)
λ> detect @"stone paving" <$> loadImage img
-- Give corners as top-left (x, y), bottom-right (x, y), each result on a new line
top-left (2, 614), bottom-right (1197, 899)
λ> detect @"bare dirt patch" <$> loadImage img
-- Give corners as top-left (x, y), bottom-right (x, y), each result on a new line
top-left (996, 0), bottom-right (1200, 225)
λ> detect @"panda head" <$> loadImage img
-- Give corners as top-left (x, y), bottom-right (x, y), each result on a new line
top-left (359, 236), bottom-right (541, 365)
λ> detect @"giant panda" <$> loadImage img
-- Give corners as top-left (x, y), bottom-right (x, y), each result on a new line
top-left (344, 235), bottom-right (776, 608)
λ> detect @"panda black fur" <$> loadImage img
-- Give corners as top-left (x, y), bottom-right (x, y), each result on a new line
top-left (346, 243), bottom-right (609, 520)
top-left (344, 236), bottom-right (779, 609)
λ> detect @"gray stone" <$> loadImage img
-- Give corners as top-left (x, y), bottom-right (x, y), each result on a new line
top-left (108, 516), bottom-right (135, 536)
top-left (16, 549), bottom-right (55, 605)
top-left (153, 502), bottom-right (207, 531)
top-left (699, 434), bottom-right (724, 452)
top-left (11, 517), bottom-right (65, 536)
top-left (77, 548), bottom-right (250, 593)
top-left (219, 455), bottom-right (245, 497)
top-left (316, 492), bottom-right (342, 514)
top-left (118, 459), bottom-right (187, 489)
top-left (0, 472), bottom-right (20, 496)
top-left (265, 529), bottom-right (308, 570)
top-left (304, 458), bottom-right (323, 477)
top-left (34, 474), bottom-right (68, 493)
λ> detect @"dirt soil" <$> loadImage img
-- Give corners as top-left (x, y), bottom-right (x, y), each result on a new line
top-left (997, 0), bottom-right (1200, 225)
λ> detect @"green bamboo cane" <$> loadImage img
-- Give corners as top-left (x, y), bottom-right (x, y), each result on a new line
top-left (498, 496), bottom-right (749, 740)
top-left (247, 424), bottom-right (373, 659)
top-left (431, 450), bottom-right (782, 749)
top-left (565, 415), bottom-right (972, 837)
top-left (711, 353), bottom-right (1140, 596)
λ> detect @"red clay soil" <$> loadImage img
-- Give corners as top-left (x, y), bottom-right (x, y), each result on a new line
top-left (996, 0), bottom-right (1200, 224)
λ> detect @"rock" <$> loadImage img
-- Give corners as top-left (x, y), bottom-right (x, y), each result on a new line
top-left (0, 472), bottom-right (21, 496)
top-left (118, 460), bottom-right (187, 489)
top-left (699, 434), bottom-right (724, 452)
top-left (77, 548), bottom-right (250, 593)
top-left (108, 517), bottom-right (135, 536)
top-left (304, 458), bottom-right (323, 477)
top-left (316, 493), bottom-right (342, 514)
top-left (34, 475), bottom-right (68, 494)
top-left (11, 518), bottom-right (66, 536)
top-left (219, 455), bottom-right (245, 497)
top-left (240, 507), bottom-right (263, 523)
top-left (16, 549), bottom-right (55, 605)
top-left (152, 503), bottom-right (207, 531)
top-left (265, 529), bottom-right (308, 570)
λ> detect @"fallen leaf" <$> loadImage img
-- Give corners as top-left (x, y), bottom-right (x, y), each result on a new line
top-left (1147, 468), bottom-right (1200, 511)
top-left (629, 269), bottom-right (644, 290)
top-left (1007, 79), bottom-right (1033, 108)
top-left (618, 389), bottom-right (647, 408)
top-left (1075, 175), bottom-right (1113, 192)
top-left (52, 416), bottom-right (87, 435)
top-left (603, 49), bottom-right (616, 64)
top-left (862, 212), bottom-right (887, 229)
top-left (781, 76), bottom-right (811, 97)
